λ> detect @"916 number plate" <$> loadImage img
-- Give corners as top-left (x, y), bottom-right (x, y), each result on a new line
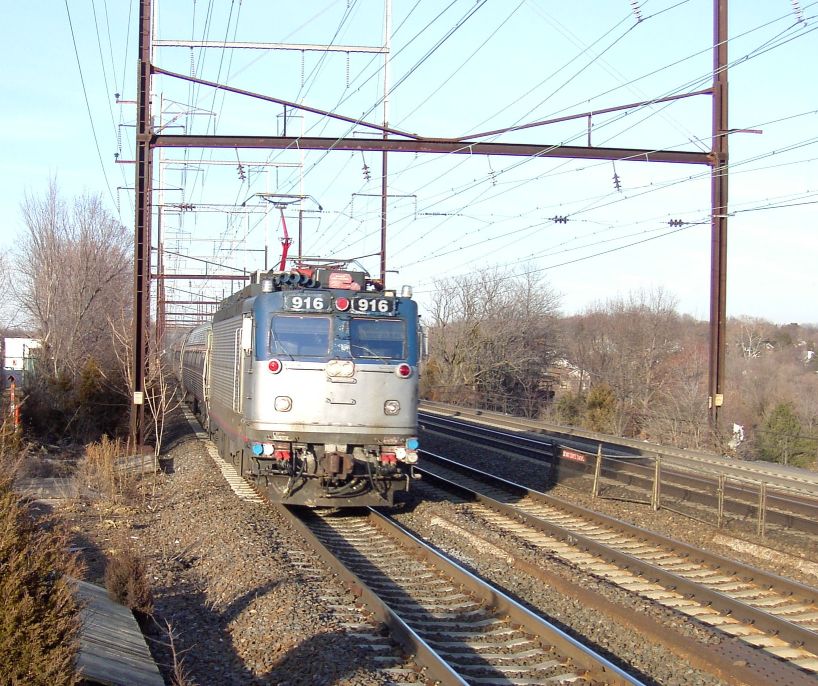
top-left (284, 294), bottom-right (330, 312)
top-left (351, 297), bottom-right (394, 314)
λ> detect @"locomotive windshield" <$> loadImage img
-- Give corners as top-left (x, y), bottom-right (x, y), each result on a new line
top-left (350, 318), bottom-right (406, 359)
top-left (269, 315), bottom-right (331, 357)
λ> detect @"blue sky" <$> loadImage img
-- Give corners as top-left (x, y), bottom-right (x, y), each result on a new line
top-left (1, 1), bottom-right (816, 325)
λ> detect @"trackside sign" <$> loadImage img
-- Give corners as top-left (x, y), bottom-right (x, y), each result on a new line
top-left (560, 448), bottom-right (587, 463)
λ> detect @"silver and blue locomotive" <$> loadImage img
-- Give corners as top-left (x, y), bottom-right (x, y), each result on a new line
top-left (177, 265), bottom-right (421, 507)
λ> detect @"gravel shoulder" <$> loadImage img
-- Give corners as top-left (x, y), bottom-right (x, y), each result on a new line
top-left (59, 412), bottom-right (416, 686)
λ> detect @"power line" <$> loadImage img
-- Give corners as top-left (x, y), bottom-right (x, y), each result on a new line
top-left (64, 0), bottom-right (118, 210)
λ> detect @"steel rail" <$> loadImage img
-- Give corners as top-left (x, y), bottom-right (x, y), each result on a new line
top-left (420, 401), bottom-right (818, 494)
top-left (418, 451), bottom-right (818, 664)
top-left (277, 504), bottom-right (467, 686)
top-left (419, 409), bottom-right (818, 535)
top-left (414, 504), bottom-right (814, 686)
top-left (281, 505), bottom-right (644, 685)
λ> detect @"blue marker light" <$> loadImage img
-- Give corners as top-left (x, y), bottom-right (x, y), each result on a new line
top-left (251, 443), bottom-right (264, 456)
top-left (406, 438), bottom-right (419, 450)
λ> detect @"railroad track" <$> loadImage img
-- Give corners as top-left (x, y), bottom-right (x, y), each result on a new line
top-left (419, 401), bottom-right (818, 496)
top-left (417, 449), bottom-right (818, 681)
top-left (197, 411), bottom-right (643, 685)
top-left (419, 407), bottom-right (818, 538)
top-left (282, 505), bottom-right (644, 685)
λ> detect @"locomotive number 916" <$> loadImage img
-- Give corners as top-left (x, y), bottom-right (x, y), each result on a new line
top-left (177, 265), bottom-right (421, 508)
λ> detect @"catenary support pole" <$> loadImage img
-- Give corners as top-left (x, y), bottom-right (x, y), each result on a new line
top-left (131, 0), bottom-right (153, 448)
top-left (708, 0), bottom-right (729, 430)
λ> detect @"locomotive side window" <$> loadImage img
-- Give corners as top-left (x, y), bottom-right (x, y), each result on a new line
top-left (269, 315), bottom-right (330, 357)
top-left (350, 318), bottom-right (406, 359)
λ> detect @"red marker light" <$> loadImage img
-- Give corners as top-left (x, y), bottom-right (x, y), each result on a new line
top-left (335, 296), bottom-right (350, 311)
top-left (396, 363), bottom-right (412, 378)
top-left (268, 359), bottom-right (282, 374)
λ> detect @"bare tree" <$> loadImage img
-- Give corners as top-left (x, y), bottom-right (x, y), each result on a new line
top-left (0, 254), bottom-right (12, 325)
top-left (565, 288), bottom-right (685, 437)
top-left (642, 328), bottom-right (711, 449)
top-left (15, 180), bottom-right (132, 380)
top-left (13, 180), bottom-right (133, 440)
top-left (424, 266), bottom-right (561, 416)
top-left (734, 316), bottom-right (776, 359)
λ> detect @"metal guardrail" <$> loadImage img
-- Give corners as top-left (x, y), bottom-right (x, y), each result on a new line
top-left (561, 444), bottom-right (782, 537)
top-left (420, 400), bottom-right (818, 496)
top-left (419, 406), bottom-right (818, 538)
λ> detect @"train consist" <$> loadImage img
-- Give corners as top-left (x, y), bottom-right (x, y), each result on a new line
top-left (176, 264), bottom-right (422, 507)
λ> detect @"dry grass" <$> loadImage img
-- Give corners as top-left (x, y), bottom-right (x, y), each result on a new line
top-left (104, 546), bottom-right (154, 619)
top-left (77, 435), bottom-right (133, 501)
top-left (160, 619), bottom-right (197, 686)
top-left (0, 415), bottom-right (21, 461)
top-left (0, 445), bottom-right (82, 685)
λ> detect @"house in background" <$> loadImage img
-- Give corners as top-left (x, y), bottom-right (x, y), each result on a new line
top-left (3, 338), bottom-right (40, 389)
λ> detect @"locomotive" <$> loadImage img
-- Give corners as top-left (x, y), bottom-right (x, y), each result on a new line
top-left (176, 263), bottom-right (422, 507)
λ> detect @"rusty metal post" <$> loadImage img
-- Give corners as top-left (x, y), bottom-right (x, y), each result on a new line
top-left (708, 0), bottom-right (729, 429)
top-left (652, 455), bottom-right (661, 511)
top-left (717, 473), bottom-right (725, 528)
top-left (380, 149), bottom-right (388, 285)
top-left (379, 2), bottom-right (391, 286)
top-left (130, 0), bottom-right (153, 449)
top-left (757, 482), bottom-right (767, 537)
top-left (592, 443), bottom-right (603, 498)
top-left (155, 202), bottom-right (164, 345)
top-left (8, 378), bottom-right (18, 428)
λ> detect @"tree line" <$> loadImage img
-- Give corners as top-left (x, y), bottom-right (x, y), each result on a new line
top-left (421, 269), bottom-right (817, 469)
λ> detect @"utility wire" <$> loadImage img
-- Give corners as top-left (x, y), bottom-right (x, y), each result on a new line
top-left (64, 0), bottom-right (118, 210)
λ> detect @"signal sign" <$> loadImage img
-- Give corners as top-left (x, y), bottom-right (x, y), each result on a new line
top-left (561, 448), bottom-right (587, 463)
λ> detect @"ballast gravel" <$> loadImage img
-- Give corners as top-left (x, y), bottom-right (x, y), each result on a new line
top-left (58, 414), bottom-right (816, 686)
top-left (62, 415), bottom-right (417, 686)
top-left (420, 430), bottom-right (818, 587)
top-left (392, 485), bottom-right (727, 686)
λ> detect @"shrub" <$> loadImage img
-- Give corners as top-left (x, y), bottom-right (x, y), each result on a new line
top-left (0, 415), bottom-right (22, 457)
top-left (104, 547), bottom-right (154, 619)
top-left (20, 360), bottom-right (129, 444)
top-left (584, 383), bottom-right (617, 434)
top-left (757, 402), bottom-right (815, 468)
top-left (554, 392), bottom-right (585, 426)
top-left (0, 474), bottom-right (81, 685)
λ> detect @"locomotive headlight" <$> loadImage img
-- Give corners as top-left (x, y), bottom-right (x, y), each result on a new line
top-left (275, 396), bottom-right (293, 412)
top-left (404, 451), bottom-right (419, 464)
top-left (326, 359), bottom-right (355, 377)
top-left (384, 400), bottom-right (400, 416)
top-left (262, 443), bottom-right (275, 456)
